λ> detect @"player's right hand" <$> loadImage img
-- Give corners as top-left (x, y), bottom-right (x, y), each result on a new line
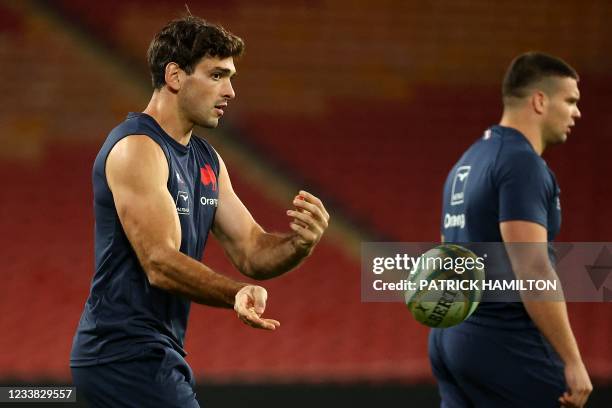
top-left (559, 360), bottom-right (592, 408)
top-left (234, 285), bottom-right (280, 331)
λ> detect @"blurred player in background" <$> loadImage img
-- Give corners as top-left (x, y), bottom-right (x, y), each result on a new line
top-left (70, 16), bottom-right (329, 407)
top-left (433, 52), bottom-right (591, 407)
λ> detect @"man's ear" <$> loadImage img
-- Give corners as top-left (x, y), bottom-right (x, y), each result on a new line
top-left (164, 62), bottom-right (182, 92)
top-left (531, 90), bottom-right (547, 115)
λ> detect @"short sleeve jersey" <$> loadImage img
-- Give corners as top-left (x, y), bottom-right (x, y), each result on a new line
top-left (440, 125), bottom-right (561, 327)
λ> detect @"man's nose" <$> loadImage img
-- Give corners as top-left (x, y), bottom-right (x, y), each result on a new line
top-left (223, 80), bottom-right (235, 100)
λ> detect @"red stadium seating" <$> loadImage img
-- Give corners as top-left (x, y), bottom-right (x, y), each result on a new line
top-left (1, 141), bottom-right (610, 383)
top-left (0, 145), bottom-right (433, 382)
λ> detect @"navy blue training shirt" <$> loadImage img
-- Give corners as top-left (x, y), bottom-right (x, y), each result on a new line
top-left (71, 112), bottom-right (220, 366)
top-left (441, 125), bottom-right (561, 327)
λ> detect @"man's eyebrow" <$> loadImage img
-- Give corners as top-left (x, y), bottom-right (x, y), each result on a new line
top-left (211, 67), bottom-right (236, 77)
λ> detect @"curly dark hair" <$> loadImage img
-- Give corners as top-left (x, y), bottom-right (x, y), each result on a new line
top-left (147, 16), bottom-right (244, 89)
top-left (502, 52), bottom-right (578, 102)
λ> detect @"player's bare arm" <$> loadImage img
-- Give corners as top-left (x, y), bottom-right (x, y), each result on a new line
top-left (500, 220), bottom-right (592, 408)
top-left (212, 154), bottom-right (330, 280)
top-left (106, 135), bottom-right (279, 330)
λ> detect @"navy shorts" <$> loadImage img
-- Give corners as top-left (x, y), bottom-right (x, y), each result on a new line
top-left (72, 347), bottom-right (199, 408)
top-left (429, 322), bottom-right (565, 408)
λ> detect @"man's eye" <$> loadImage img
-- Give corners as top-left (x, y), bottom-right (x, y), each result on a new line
top-left (212, 73), bottom-right (221, 80)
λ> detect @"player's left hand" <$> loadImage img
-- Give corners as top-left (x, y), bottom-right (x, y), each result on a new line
top-left (559, 360), bottom-right (592, 408)
top-left (286, 190), bottom-right (330, 253)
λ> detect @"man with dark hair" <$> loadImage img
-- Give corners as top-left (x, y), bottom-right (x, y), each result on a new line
top-left (432, 52), bottom-right (591, 407)
top-left (70, 16), bottom-right (329, 407)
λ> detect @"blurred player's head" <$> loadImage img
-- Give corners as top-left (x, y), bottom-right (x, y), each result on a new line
top-left (502, 52), bottom-right (581, 147)
top-left (147, 16), bottom-right (244, 128)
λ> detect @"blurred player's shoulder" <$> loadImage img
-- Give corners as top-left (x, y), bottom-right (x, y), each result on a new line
top-left (475, 125), bottom-right (545, 173)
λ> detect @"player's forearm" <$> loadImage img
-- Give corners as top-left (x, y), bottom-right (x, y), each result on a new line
top-left (522, 300), bottom-right (583, 365)
top-left (508, 246), bottom-right (584, 365)
top-left (144, 247), bottom-right (246, 307)
top-left (241, 232), bottom-right (310, 280)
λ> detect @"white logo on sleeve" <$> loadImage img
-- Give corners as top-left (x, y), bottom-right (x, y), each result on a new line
top-left (175, 190), bottom-right (190, 215)
top-left (451, 166), bottom-right (471, 206)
